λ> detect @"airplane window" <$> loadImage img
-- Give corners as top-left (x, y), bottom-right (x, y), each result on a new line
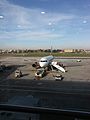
top-left (0, 0), bottom-right (90, 119)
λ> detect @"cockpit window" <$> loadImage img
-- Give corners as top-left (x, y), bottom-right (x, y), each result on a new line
top-left (40, 60), bottom-right (47, 62)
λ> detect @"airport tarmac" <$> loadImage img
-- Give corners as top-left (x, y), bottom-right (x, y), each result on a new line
top-left (0, 56), bottom-right (90, 82)
top-left (0, 57), bottom-right (90, 112)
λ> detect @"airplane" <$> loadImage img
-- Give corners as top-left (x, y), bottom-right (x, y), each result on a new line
top-left (32, 55), bottom-right (66, 73)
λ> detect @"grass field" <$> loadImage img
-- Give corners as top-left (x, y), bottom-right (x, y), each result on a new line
top-left (0, 52), bottom-right (90, 57)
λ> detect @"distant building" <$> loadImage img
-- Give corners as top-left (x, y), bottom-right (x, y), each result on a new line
top-left (59, 50), bottom-right (64, 53)
top-left (64, 49), bottom-right (85, 53)
top-left (0, 49), bottom-right (2, 54)
top-left (74, 49), bottom-right (85, 53)
top-left (85, 50), bottom-right (90, 53)
top-left (64, 49), bottom-right (74, 53)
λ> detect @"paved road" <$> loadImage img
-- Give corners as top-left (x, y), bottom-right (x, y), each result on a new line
top-left (1, 79), bottom-right (90, 93)
top-left (0, 79), bottom-right (90, 112)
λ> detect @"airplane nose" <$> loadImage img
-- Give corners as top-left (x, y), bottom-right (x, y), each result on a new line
top-left (40, 63), bottom-right (44, 67)
top-left (39, 62), bottom-right (46, 68)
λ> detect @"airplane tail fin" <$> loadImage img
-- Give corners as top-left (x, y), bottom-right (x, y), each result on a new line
top-left (50, 46), bottom-right (52, 55)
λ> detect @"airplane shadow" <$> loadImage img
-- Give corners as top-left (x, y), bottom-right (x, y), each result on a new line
top-left (0, 65), bottom-right (26, 80)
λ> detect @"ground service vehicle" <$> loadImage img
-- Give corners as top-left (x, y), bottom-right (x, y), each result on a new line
top-left (15, 69), bottom-right (22, 78)
top-left (35, 68), bottom-right (46, 78)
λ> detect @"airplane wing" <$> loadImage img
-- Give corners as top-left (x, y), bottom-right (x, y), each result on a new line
top-left (51, 62), bottom-right (66, 73)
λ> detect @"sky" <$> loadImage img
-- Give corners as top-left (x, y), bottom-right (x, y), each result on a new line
top-left (0, 0), bottom-right (90, 49)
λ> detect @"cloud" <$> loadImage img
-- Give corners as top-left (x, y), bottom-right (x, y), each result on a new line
top-left (0, 0), bottom-right (76, 44)
top-left (48, 22), bottom-right (52, 25)
top-left (83, 20), bottom-right (87, 24)
top-left (0, 0), bottom-right (90, 50)
top-left (0, 15), bottom-right (4, 19)
top-left (0, 30), bottom-right (63, 42)
top-left (0, 0), bottom-right (8, 5)
top-left (0, 0), bottom-right (75, 31)
top-left (1, 0), bottom-right (84, 49)
top-left (41, 11), bottom-right (46, 14)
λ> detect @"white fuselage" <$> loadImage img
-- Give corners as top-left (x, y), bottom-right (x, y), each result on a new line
top-left (39, 55), bottom-right (54, 68)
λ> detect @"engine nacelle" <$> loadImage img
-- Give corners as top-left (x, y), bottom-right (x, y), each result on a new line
top-left (32, 62), bottom-right (40, 69)
top-left (32, 64), bottom-right (36, 68)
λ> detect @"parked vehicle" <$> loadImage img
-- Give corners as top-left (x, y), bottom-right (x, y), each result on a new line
top-left (77, 59), bottom-right (81, 62)
top-left (35, 68), bottom-right (46, 78)
top-left (53, 74), bottom-right (63, 81)
top-left (15, 69), bottom-right (22, 78)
